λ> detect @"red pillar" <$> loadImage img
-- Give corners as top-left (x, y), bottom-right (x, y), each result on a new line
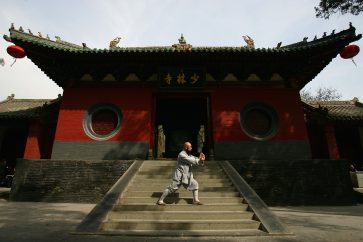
top-left (325, 123), bottom-right (340, 160)
top-left (23, 120), bottom-right (41, 159)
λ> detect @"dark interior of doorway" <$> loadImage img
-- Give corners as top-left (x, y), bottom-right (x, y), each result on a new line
top-left (155, 97), bottom-right (208, 158)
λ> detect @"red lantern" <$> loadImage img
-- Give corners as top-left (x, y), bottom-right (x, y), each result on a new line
top-left (7, 45), bottom-right (26, 58)
top-left (6, 45), bottom-right (26, 67)
top-left (340, 45), bottom-right (360, 66)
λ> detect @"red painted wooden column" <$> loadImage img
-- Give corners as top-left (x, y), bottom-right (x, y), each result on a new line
top-left (23, 120), bottom-right (41, 159)
top-left (324, 123), bottom-right (340, 159)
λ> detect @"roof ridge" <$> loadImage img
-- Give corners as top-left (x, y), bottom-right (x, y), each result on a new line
top-left (306, 100), bottom-right (351, 105)
top-left (6, 28), bottom-right (84, 50)
top-left (5, 23), bottom-right (361, 51)
top-left (303, 99), bottom-right (363, 106)
top-left (0, 94), bottom-right (16, 104)
top-left (281, 22), bottom-right (360, 49)
top-left (0, 98), bottom-right (53, 102)
top-left (10, 98), bottom-right (53, 101)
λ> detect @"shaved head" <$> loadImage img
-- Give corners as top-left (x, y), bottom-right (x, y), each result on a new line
top-left (183, 142), bottom-right (192, 154)
top-left (183, 142), bottom-right (191, 149)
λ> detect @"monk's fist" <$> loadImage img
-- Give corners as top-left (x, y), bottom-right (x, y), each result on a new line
top-left (199, 152), bottom-right (205, 161)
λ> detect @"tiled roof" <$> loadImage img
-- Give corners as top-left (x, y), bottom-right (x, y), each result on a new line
top-left (0, 95), bottom-right (57, 119)
top-left (4, 23), bottom-right (361, 54)
top-left (303, 98), bottom-right (363, 121)
top-left (3, 23), bottom-right (361, 90)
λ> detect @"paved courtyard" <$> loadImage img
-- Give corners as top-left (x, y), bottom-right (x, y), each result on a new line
top-left (0, 188), bottom-right (362, 242)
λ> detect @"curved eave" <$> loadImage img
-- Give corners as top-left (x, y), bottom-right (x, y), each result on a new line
top-left (9, 27), bottom-right (361, 55)
top-left (6, 26), bottom-right (361, 89)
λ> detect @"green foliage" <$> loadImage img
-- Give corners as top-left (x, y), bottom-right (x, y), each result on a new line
top-left (315, 0), bottom-right (363, 19)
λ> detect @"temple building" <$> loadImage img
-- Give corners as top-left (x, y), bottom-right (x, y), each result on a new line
top-left (0, 23), bottom-right (362, 206)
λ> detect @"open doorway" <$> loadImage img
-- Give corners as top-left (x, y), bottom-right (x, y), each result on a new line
top-left (155, 96), bottom-right (209, 158)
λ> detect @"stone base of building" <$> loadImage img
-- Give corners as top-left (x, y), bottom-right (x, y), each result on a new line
top-left (10, 159), bottom-right (355, 205)
top-left (10, 159), bottom-right (134, 203)
top-left (230, 159), bottom-right (356, 205)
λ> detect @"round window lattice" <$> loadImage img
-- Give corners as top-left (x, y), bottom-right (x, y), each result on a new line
top-left (83, 103), bottom-right (122, 141)
top-left (240, 103), bottom-right (279, 141)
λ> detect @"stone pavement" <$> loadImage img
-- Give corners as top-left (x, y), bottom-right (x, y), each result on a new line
top-left (0, 187), bottom-right (362, 242)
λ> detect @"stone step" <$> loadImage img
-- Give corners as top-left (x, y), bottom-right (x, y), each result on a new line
top-left (133, 175), bottom-right (229, 183)
top-left (138, 167), bottom-right (226, 176)
top-left (139, 167), bottom-right (222, 173)
top-left (118, 197), bottom-right (244, 205)
top-left (101, 219), bottom-right (260, 231)
top-left (143, 161), bottom-right (220, 164)
top-left (112, 204), bottom-right (249, 212)
top-left (127, 184), bottom-right (235, 190)
top-left (139, 167), bottom-right (221, 172)
top-left (141, 166), bottom-right (221, 170)
top-left (97, 228), bottom-right (266, 237)
top-left (123, 191), bottom-right (241, 198)
top-left (129, 181), bottom-right (233, 187)
top-left (135, 172), bottom-right (228, 179)
top-left (127, 186), bottom-right (236, 192)
top-left (140, 164), bottom-right (222, 169)
top-left (140, 163), bottom-right (222, 167)
top-left (107, 210), bottom-right (254, 220)
top-left (141, 163), bottom-right (220, 168)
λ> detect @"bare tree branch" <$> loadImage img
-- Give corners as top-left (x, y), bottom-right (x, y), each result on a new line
top-left (300, 87), bottom-right (342, 101)
top-left (315, 0), bottom-right (363, 19)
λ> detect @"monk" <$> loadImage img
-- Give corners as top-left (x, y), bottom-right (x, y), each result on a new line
top-left (157, 142), bottom-right (206, 205)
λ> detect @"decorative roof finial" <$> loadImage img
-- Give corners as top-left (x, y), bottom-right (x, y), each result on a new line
top-left (276, 42), bottom-right (282, 48)
top-left (322, 32), bottom-right (326, 37)
top-left (10, 23), bottom-right (15, 30)
top-left (172, 34), bottom-right (192, 49)
top-left (313, 35), bottom-right (317, 40)
top-left (3, 34), bottom-right (11, 42)
top-left (46, 34), bottom-right (50, 40)
top-left (38, 32), bottom-right (43, 38)
top-left (303, 37), bottom-right (308, 42)
top-left (19, 26), bottom-right (24, 32)
top-left (331, 29), bottom-right (335, 35)
top-left (178, 34), bottom-right (186, 44)
top-left (27, 29), bottom-right (33, 35)
top-left (109, 37), bottom-right (121, 49)
top-left (7, 94), bottom-right (15, 100)
top-left (243, 35), bottom-right (255, 48)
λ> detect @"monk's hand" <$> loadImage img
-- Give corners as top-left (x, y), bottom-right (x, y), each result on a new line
top-left (199, 152), bottom-right (205, 160)
top-left (199, 153), bottom-right (205, 166)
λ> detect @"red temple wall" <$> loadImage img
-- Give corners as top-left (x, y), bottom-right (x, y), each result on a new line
top-left (50, 87), bottom-right (153, 160)
top-left (54, 87), bottom-right (152, 142)
top-left (209, 86), bottom-right (311, 159)
top-left (210, 87), bottom-right (309, 141)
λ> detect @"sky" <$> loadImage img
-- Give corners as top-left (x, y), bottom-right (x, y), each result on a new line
top-left (0, 0), bottom-right (362, 101)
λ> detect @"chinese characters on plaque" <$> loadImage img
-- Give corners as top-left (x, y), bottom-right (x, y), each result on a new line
top-left (159, 68), bottom-right (205, 88)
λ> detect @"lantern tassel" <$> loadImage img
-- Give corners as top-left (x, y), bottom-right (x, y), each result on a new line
top-left (351, 58), bottom-right (357, 67)
top-left (10, 58), bottom-right (17, 67)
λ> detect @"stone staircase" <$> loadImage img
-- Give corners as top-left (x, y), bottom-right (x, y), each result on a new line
top-left (98, 160), bottom-right (266, 236)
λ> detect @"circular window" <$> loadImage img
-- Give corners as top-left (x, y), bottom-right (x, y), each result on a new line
top-left (83, 104), bottom-right (122, 140)
top-left (240, 103), bottom-right (279, 141)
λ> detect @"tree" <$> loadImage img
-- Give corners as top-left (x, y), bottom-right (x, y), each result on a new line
top-left (315, 0), bottom-right (363, 19)
top-left (300, 87), bottom-right (342, 101)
